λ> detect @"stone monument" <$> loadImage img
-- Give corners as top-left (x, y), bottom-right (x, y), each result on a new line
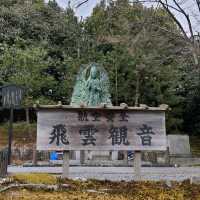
top-left (167, 135), bottom-right (191, 155)
top-left (36, 64), bottom-right (168, 177)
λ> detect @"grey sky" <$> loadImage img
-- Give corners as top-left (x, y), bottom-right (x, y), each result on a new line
top-left (53, 0), bottom-right (100, 18)
top-left (46, 0), bottom-right (200, 35)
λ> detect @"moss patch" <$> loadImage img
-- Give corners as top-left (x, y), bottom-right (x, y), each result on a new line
top-left (12, 173), bottom-right (57, 185)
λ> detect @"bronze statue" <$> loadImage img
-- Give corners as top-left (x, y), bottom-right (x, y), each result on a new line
top-left (71, 63), bottom-right (112, 106)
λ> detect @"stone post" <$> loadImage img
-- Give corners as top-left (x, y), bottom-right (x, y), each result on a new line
top-left (134, 151), bottom-right (142, 180)
top-left (62, 150), bottom-right (70, 178)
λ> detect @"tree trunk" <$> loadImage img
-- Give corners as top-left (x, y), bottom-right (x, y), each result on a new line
top-left (115, 62), bottom-right (118, 106)
top-left (135, 71), bottom-right (140, 107)
top-left (32, 144), bottom-right (37, 166)
top-left (8, 107), bottom-right (14, 165)
top-left (26, 107), bottom-right (30, 124)
top-left (191, 42), bottom-right (199, 66)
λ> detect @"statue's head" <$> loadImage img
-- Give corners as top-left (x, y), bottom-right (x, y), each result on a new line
top-left (90, 64), bottom-right (98, 79)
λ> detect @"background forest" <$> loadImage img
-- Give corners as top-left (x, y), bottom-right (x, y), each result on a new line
top-left (0, 0), bottom-right (199, 135)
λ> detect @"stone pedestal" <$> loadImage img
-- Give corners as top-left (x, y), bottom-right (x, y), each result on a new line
top-left (80, 150), bottom-right (85, 164)
top-left (75, 151), bottom-right (80, 161)
top-left (76, 150), bottom-right (119, 164)
top-left (111, 151), bottom-right (118, 160)
top-left (123, 151), bottom-right (128, 162)
top-left (91, 151), bottom-right (111, 160)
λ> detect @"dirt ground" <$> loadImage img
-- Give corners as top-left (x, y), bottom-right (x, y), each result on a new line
top-left (1, 174), bottom-right (200, 200)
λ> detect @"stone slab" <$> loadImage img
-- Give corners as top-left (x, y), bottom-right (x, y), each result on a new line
top-left (167, 135), bottom-right (190, 155)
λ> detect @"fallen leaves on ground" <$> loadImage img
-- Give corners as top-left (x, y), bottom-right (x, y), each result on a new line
top-left (1, 174), bottom-right (200, 200)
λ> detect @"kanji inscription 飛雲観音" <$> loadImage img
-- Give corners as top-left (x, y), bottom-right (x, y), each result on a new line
top-left (37, 108), bottom-right (167, 151)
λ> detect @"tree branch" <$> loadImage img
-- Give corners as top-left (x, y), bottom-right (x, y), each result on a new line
top-left (133, 0), bottom-right (183, 12)
top-left (196, 0), bottom-right (200, 13)
top-left (158, 0), bottom-right (190, 42)
top-left (75, 0), bottom-right (89, 8)
top-left (173, 0), bottom-right (194, 41)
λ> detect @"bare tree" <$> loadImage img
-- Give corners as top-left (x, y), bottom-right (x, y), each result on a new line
top-left (133, 0), bottom-right (200, 66)
top-left (156, 0), bottom-right (199, 66)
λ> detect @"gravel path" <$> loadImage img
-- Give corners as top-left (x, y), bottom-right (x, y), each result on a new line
top-left (8, 166), bottom-right (200, 181)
